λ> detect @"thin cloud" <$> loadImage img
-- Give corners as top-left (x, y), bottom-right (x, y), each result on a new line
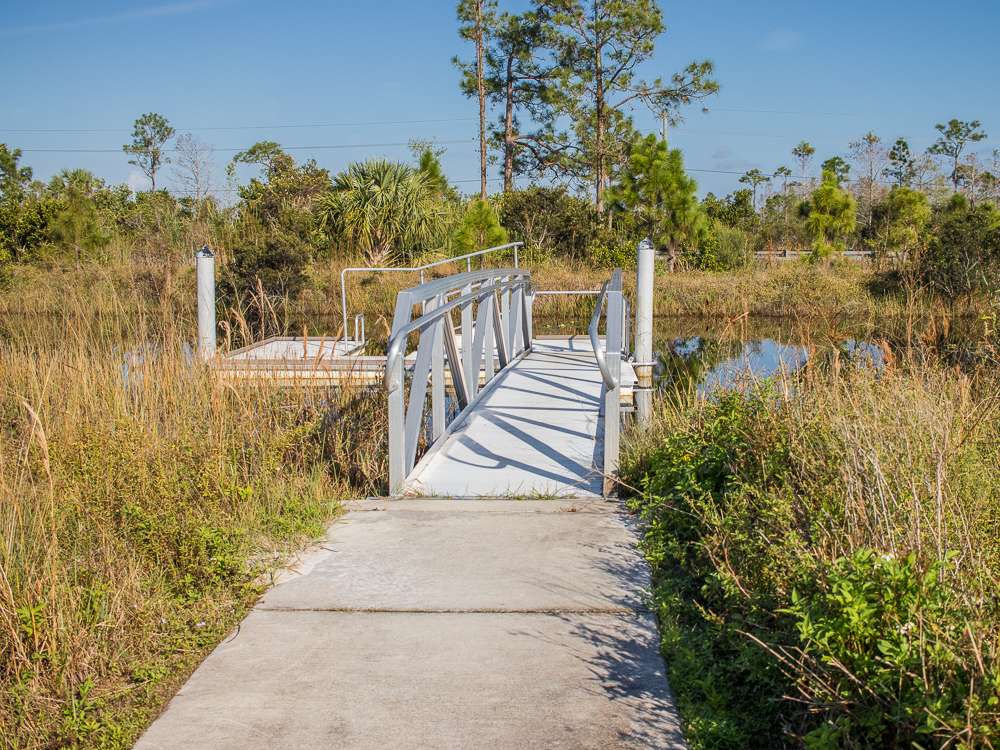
top-left (1, 1), bottom-right (231, 37)
top-left (759, 29), bottom-right (803, 53)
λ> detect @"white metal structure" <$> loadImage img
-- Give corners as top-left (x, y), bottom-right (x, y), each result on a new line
top-left (385, 266), bottom-right (629, 497)
top-left (340, 242), bottom-right (523, 344)
top-left (384, 268), bottom-right (533, 494)
top-left (195, 246), bottom-right (217, 359)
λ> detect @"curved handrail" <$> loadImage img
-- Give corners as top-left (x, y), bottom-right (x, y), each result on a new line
top-left (588, 281), bottom-right (615, 389)
top-left (341, 242), bottom-right (524, 343)
top-left (384, 276), bottom-right (528, 392)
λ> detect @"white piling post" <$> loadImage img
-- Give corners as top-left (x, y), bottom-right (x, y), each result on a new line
top-left (195, 246), bottom-right (217, 359)
top-left (635, 238), bottom-right (655, 424)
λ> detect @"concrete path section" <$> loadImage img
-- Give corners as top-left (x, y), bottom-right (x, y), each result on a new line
top-left (134, 499), bottom-right (684, 750)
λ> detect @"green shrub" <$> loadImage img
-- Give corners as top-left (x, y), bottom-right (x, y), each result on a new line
top-left (624, 383), bottom-right (1000, 749)
top-left (497, 187), bottom-right (598, 261)
top-left (919, 196), bottom-right (1000, 302)
top-left (589, 239), bottom-right (636, 269)
top-left (692, 222), bottom-right (753, 270)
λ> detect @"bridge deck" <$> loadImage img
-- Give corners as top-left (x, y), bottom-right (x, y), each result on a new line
top-left (406, 337), bottom-right (630, 498)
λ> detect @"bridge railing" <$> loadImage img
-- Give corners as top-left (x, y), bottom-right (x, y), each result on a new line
top-left (384, 267), bottom-right (533, 494)
top-left (340, 242), bottom-right (524, 344)
top-left (589, 268), bottom-right (626, 496)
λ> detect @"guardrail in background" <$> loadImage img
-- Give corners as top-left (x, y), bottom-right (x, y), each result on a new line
top-left (384, 267), bottom-right (533, 494)
top-left (588, 268), bottom-right (626, 496)
top-left (755, 250), bottom-right (873, 260)
top-left (340, 242), bottom-right (524, 344)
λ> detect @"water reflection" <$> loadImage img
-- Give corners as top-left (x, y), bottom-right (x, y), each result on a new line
top-left (652, 318), bottom-right (883, 395)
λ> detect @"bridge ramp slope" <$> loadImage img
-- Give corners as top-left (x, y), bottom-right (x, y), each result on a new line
top-left (407, 338), bottom-right (607, 498)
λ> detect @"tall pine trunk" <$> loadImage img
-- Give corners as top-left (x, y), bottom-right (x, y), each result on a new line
top-left (503, 55), bottom-right (515, 193)
top-left (475, 0), bottom-right (487, 201)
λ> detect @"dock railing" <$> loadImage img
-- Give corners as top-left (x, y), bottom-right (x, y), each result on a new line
top-left (384, 267), bottom-right (533, 494)
top-left (589, 268), bottom-right (626, 496)
top-left (340, 242), bottom-right (524, 345)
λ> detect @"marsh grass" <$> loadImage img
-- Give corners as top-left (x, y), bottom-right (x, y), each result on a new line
top-left (0, 278), bottom-right (386, 748)
top-left (0, 253), bottom-right (993, 749)
top-left (621, 351), bottom-right (1000, 748)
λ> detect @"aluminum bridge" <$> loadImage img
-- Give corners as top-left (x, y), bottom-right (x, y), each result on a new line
top-left (385, 264), bottom-right (634, 498)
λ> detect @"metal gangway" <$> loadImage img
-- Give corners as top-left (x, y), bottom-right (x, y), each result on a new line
top-left (384, 262), bottom-right (632, 498)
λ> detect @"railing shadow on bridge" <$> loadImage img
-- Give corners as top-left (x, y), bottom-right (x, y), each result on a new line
top-left (383, 257), bottom-right (630, 497)
top-left (384, 267), bottom-right (534, 494)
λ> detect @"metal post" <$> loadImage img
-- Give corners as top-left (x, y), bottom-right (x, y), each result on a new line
top-left (430, 295), bottom-right (445, 442)
top-left (603, 281), bottom-right (623, 496)
top-left (195, 246), bottom-right (216, 359)
top-left (635, 238), bottom-right (655, 424)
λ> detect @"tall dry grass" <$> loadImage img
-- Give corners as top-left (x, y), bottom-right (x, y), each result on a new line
top-left (0, 276), bottom-right (385, 748)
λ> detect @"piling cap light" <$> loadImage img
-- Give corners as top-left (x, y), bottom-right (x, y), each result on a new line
top-left (195, 245), bottom-right (213, 258)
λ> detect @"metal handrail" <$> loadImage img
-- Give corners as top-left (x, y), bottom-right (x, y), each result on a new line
top-left (588, 268), bottom-right (624, 389)
top-left (384, 276), bottom-right (526, 391)
top-left (588, 281), bottom-right (615, 388)
top-left (340, 242), bottom-right (524, 343)
top-left (385, 267), bottom-right (533, 493)
top-left (588, 268), bottom-right (625, 496)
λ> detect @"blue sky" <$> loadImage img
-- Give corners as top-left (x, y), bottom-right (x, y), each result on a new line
top-left (3, 0), bottom-right (998, 198)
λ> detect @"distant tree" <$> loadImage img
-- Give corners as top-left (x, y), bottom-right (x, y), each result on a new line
top-left (0, 144), bottom-right (32, 198)
top-left (702, 189), bottom-right (756, 232)
top-left (456, 0), bottom-right (496, 200)
top-left (820, 156), bottom-right (851, 186)
top-left (228, 140), bottom-right (290, 178)
top-left (609, 134), bottom-right (705, 271)
top-left (457, 9), bottom-right (556, 192)
top-left (172, 133), bottom-right (214, 202)
top-left (801, 168), bottom-right (857, 259)
top-left (885, 138), bottom-right (916, 187)
top-left (49, 170), bottom-right (109, 263)
top-left (122, 113), bottom-right (175, 191)
top-left (792, 141), bottom-right (816, 180)
top-left (318, 160), bottom-right (442, 265)
top-left (738, 168), bottom-right (770, 209)
top-left (849, 132), bottom-right (887, 228)
top-left (870, 187), bottom-right (931, 265)
top-left (538, 0), bottom-right (718, 213)
top-left (410, 141), bottom-right (458, 201)
top-left (773, 165), bottom-right (792, 194)
top-left (928, 119), bottom-right (988, 191)
top-left (453, 198), bottom-right (508, 253)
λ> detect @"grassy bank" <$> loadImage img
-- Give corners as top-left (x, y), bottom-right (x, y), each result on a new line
top-left (2, 256), bottom-right (915, 343)
top-left (0, 288), bottom-right (385, 748)
top-left (620, 361), bottom-right (1000, 748)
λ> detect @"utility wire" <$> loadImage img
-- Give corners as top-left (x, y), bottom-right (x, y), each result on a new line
top-left (18, 139), bottom-right (476, 153)
top-left (0, 117), bottom-right (477, 135)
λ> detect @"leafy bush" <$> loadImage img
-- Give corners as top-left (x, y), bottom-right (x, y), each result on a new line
top-left (589, 238), bottom-right (636, 269)
top-left (918, 196), bottom-right (1000, 302)
top-left (453, 198), bottom-right (508, 255)
top-left (623, 379), bottom-right (1000, 749)
top-left (498, 187), bottom-right (598, 261)
top-left (690, 222), bottom-right (753, 270)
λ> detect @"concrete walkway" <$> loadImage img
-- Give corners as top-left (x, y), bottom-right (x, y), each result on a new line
top-left (134, 499), bottom-right (684, 749)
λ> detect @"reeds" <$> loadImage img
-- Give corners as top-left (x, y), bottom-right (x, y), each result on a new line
top-left (0, 275), bottom-right (385, 748)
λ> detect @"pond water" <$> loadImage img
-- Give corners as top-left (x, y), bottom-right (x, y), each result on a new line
top-left (535, 315), bottom-right (884, 394)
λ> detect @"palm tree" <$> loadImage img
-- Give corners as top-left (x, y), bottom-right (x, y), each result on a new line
top-left (318, 160), bottom-right (443, 265)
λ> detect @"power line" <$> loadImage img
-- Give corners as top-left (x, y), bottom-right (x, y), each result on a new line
top-left (711, 107), bottom-right (861, 117)
top-left (0, 117), bottom-right (477, 135)
top-left (18, 139), bottom-right (476, 154)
